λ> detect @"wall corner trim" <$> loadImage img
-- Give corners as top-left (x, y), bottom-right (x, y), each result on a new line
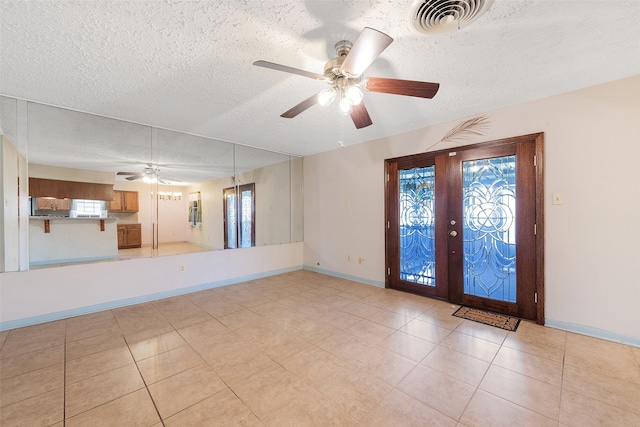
top-left (545, 318), bottom-right (639, 348)
top-left (303, 265), bottom-right (385, 288)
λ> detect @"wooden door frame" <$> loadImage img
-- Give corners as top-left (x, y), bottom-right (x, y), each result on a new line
top-left (385, 133), bottom-right (545, 324)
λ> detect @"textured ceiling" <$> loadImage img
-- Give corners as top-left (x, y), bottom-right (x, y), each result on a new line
top-left (1, 0), bottom-right (639, 168)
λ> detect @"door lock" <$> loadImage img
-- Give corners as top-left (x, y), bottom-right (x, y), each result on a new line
top-left (449, 230), bottom-right (458, 237)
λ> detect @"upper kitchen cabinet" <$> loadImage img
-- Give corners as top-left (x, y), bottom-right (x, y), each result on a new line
top-left (109, 190), bottom-right (139, 213)
top-left (29, 178), bottom-right (113, 200)
top-left (35, 198), bottom-right (72, 211)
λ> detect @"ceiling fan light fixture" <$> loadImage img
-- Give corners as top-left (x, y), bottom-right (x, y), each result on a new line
top-left (346, 85), bottom-right (363, 105)
top-left (158, 191), bottom-right (182, 201)
top-left (317, 87), bottom-right (337, 106)
top-left (339, 96), bottom-right (352, 114)
top-left (143, 166), bottom-right (159, 184)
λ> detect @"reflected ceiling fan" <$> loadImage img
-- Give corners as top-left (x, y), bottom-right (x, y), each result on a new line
top-left (116, 164), bottom-right (180, 184)
top-left (254, 27), bottom-right (440, 129)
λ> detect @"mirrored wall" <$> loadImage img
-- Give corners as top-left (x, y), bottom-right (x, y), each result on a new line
top-left (0, 96), bottom-right (303, 272)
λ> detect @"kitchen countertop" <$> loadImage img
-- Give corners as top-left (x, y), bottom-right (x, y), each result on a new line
top-left (30, 216), bottom-right (118, 221)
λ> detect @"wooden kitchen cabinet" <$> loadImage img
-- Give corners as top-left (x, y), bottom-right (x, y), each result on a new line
top-left (117, 224), bottom-right (142, 249)
top-left (29, 178), bottom-right (113, 201)
top-left (35, 198), bottom-right (72, 211)
top-left (109, 190), bottom-right (139, 213)
top-left (109, 192), bottom-right (123, 211)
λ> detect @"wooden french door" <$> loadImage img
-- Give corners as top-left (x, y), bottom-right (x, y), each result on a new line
top-left (385, 133), bottom-right (544, 322)
top-left (223, 183), bottom-right (256, 249)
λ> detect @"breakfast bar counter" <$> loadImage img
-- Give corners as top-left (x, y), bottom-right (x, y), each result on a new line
top-left (29, 217), bottom-right (119, 266)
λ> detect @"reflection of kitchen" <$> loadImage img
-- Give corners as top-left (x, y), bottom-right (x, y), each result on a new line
top-left (32, 191), bottom-right (143, 248)
top-left (25, 157), bottom-right (297, 268)
top-left (27, 163), bottom-right (206, 268)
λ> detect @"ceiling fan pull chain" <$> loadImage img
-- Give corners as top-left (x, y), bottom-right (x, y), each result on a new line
top-left (338, 113), bottom-right (345, 147)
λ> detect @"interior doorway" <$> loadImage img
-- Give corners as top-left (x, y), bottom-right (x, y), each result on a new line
top-left (385, 133), bottom-right (544, 322)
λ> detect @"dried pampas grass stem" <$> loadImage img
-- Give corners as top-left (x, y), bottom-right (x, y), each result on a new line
top-left (440, 115), bottom-right (490, 143)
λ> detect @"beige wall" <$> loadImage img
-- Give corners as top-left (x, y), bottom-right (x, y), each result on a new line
top-left (156, 189), bottom-right (189, 244)
top-left (1, 136), bottom-right (28, 271)
top-left (238, 160), bottom-right (292, 246)
top-left (303, 75), bottom-right (640, 343)
top-left (186, 176), bottom-right (232, 250)
top-left (186, 159), bottom-right (296, 250)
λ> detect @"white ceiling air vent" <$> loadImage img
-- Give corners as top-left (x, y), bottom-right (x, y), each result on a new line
top-left (408, 0), bottom-right (493, 34)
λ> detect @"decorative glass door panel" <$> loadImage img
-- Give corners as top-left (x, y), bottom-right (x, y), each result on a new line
top-left (399, 166), bottom-right (436, 286)
top-left (240, 186), bottom-right (254, 248)
top-left (462, 156), bottom-right (517, 302)
top-left (224, 188), bottom-right (238, 249)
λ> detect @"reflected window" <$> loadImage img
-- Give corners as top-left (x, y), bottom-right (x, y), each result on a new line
top-left (223, 184), bottom-right (255, 249)
top-left (72, 199), bottom-right (105, 218)
top-left (189, 192), bottom-right (202, 227)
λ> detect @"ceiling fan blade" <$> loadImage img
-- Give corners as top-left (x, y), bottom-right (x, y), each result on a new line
top-left (350, 102), bottom-right (373, 129)
top-left (281, 93), bottom-right (321, 118)
top-left (365, 77), bottom-right (440, 99)
top-left (117, 172), bottom-right (143, 176)
top-left (340, 27), bottom-right (393, 77)
top-left (253, 60), bottom-right (326, 81)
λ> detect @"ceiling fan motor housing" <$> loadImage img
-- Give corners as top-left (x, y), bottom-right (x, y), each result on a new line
top-left (335, 40), bottom-right (352, 57)
top-left (323, 41), bottom-right (362, 85)
top-left (324, 58), bottom-right (362, 85)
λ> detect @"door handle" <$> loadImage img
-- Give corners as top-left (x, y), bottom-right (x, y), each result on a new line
top-left (449, 230), bottom-right (458, 237)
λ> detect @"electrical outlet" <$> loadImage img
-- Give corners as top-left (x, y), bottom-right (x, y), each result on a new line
top-left (358, 257), bottom-right (364, 265)
top-left (347, 255), bottom-right (351, 262)
top-left (179, 265), bottom-right (185, 273)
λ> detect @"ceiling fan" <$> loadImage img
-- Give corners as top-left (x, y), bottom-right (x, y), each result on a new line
top-left (116, 164), bottom-right (180, 184)
top-left (254, 27), bottom-right (440, 129)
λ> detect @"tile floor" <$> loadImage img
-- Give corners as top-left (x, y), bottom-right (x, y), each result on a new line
top-left (1, 270), bottom-right (639, 426)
